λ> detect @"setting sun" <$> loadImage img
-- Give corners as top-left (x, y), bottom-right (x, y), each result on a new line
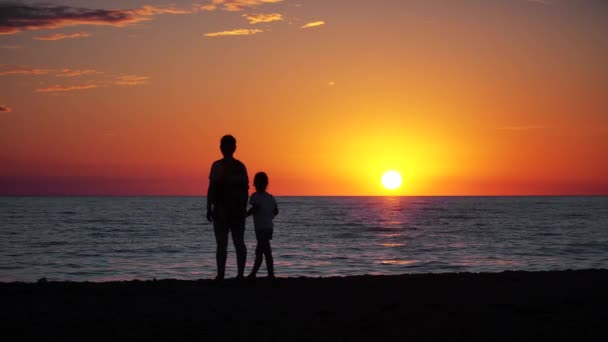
top-left (381, 171), bottom-right (403, 190)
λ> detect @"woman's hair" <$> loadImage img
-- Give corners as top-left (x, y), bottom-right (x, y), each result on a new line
top-left (253, 172), bottom-right (269, 191)
top-left (220, 134), bottom-right (236, 155)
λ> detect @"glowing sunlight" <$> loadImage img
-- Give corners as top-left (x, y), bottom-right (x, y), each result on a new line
top-left (381, 170), bottom-right (403, 191)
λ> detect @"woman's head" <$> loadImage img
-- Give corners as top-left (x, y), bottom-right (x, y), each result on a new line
top-left (253, 172), bottom-right (269, 191)
top-left (220, 134), bottom-right (237, 157)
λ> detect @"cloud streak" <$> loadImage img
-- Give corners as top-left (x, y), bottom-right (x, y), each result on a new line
top-left (0, 2), bottom-right (287, 35)
top-left (1, 63), bottom-right (150, 95)
top-left (1, 63), bottom-right (151, 92)
top-left (204, 0), bottom-right (284, 12)
top-left (0, 64), bottom-right (50, 76)
top-left (34, 31), bottom-right (92, 41)
top-left (114, 75), bottom-right (150, 86)
top-left (135, 5), bottom-right (192, 15)
top-left (0, 104), bottom-right (12, 112)
top-left (243, 13), bottom-right (283, 24)
top-left (35, 84), bottom-right (99, 93)
top-left (56, 69), bottom-right (99, 77)
top-left (301, 21), bottom-right (325, 29)
top-left (204, 28), bottom-right (263, 37)
top-left (0, 3), bottom-right (191, 35)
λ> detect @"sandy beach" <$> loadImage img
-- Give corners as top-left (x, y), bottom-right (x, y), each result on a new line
top-left (2, 270), bottom-right (607, 340)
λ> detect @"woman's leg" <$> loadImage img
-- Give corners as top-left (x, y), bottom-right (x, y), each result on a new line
top-left (230, 218), bottom-right (247, 279)
top-left (213, 219), bottom-right (229, 280)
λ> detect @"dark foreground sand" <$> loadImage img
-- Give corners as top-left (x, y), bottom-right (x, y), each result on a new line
top-left (2, 270), bottom-right (608, 341)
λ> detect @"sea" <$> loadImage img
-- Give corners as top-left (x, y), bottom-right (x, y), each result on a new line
top-left (1, 196), bottom-right (607, 282)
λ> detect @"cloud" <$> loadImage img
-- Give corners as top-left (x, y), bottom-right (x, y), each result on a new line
top-left (207, 0), bottom-right (284, 12)
top-left (300, 21), bottom-right (325, 29)
top-left (114, 75), bottom-right (150, 86)
top-left (0, 104), bottom-right (12, 112)
top-left (0, 2), bottom-right (285, 35)
top-left (0, 64), bottom-right (50, 76)
top-left (1, 63), bottom-right (150, 92)
top-left (35, 84), bottom-right (98, 93)
top-left (204, 28), bottom-right (263, 37)
top-left (56, 69), bottom-right (100, 77)
top-left (0, 45), bottom-right (20, 49)
top-left (135, 5), bottom-right (192, 15)
top-left (194, 4), bottom-right (219, 11)
top-left (243, 13), bottom-right (283, 24)
top-left (0, 3), bottom-right (191, 35)
top-left (34, 31), bottom-right (92, 41)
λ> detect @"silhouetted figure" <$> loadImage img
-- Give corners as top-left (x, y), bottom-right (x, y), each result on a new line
top-left (207, 135), bottom-right (249, 280)
top-left (247, 172), bottom-right (278, 279)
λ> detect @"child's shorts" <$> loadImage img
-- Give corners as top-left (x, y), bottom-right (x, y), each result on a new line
top-left (255, 229), bottom-right (273, 241)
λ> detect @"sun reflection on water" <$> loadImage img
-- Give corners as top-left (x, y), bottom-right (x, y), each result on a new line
top-left (379, 260), bottom-right (418, 265)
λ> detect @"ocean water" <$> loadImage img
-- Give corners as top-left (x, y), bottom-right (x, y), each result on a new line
top-left (1, 196), bottom-right (607, 282)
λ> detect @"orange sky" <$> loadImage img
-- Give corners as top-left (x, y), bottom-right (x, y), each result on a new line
top-left (1, 0), bottom-right (607, 195)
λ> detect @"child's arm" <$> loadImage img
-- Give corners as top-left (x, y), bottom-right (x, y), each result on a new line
top-left (246, 204), bottom-right (257, 217)
top-left (274, 203), bottom-right (279, 217)
top-left (246, 194), bottom-right (255, 217)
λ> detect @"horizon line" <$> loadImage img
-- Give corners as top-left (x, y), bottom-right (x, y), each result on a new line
top-left (1, 194), bottom-right (607, 197)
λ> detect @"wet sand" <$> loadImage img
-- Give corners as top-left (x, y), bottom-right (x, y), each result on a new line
top-left (2, 270), bottom-right (607, 340)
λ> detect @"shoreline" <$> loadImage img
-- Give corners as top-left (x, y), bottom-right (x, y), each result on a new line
top-left (2, 269), bottom-right (608, 340)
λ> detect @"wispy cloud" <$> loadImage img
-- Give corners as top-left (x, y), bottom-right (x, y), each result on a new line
top-left (0, 65), bottom-right (50, 76)
top-left (0, 45), bottom-right (20, 49)
top-left (0, 104), bottom-right (12, 112)
top-left (35, 84), bottom-right (99, 93)
top-left (194, 3), bottom-right (219, 11)
top-left (204, 28), bottom-right (263, 37)
top-left (203, 0), bottom-right (284, 12)
top-left (2, 63), bottom-right (150, 92)
top-left (0, 2), bottom-right (287, 35)
top-left (135, 5), bottom-right (192, 15)
top-left (114, 75), bottom-right (150, 86)
top-left (243, 13), bottom-right (283, 24)
top-left (300, 21), bottom-right (325, 29)
top-left (0, 3), bottom-right (191, 35)
top-left (34, 31), bottom-right (92, 41)
top-left (56, 69), bottom-right (100, 77)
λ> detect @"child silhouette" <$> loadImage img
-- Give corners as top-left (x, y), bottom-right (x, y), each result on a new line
top-left (247, 172), bottom-right (278, 279)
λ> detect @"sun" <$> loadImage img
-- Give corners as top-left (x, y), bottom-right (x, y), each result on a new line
top-left (381, 170), bottom-right (403, 190)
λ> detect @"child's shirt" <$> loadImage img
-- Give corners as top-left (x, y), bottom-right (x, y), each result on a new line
top-left (249, 191), bottom-right (277, 231)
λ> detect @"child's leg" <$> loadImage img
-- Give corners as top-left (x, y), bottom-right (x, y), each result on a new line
top-left (263, 240), bottom-right (274, 277)
top-left (249, 241), bottom-right (264, 277)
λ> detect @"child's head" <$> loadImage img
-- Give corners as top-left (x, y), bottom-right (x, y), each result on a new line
top-left (253, 172), bottom-right (269, 192)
